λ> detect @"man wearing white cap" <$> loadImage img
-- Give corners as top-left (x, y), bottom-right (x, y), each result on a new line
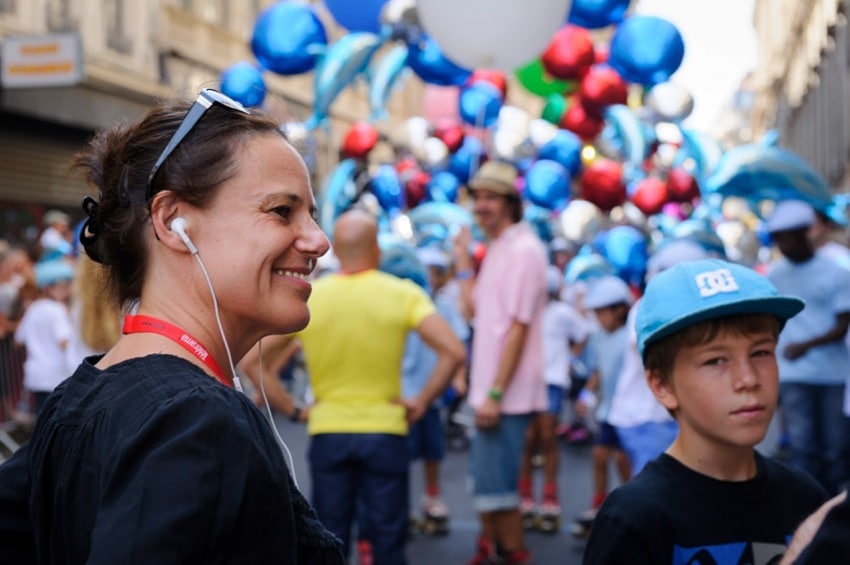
top-left (766, 199), bottom-right (850, 495)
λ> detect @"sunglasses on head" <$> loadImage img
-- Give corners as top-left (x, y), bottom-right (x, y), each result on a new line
top-left (145, 88), bottom-right (251, 202)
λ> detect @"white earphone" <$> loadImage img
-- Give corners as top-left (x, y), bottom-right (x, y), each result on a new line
top-left (170, 217), bottom-right (198, 254)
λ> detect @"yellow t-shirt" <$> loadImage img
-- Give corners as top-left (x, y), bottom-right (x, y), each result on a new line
top-left (296, 270), bottom-right (435, 436)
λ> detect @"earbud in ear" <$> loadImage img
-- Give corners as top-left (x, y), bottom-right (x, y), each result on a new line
top-left (170, 217), bottom-right (198, 254)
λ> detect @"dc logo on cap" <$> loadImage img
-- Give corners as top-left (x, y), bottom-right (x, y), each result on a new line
top-left (695, 268), bottom-right (739, 297)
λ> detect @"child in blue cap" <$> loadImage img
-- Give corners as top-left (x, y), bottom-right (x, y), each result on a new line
top-left (583, 258), bottom-right (829, 564)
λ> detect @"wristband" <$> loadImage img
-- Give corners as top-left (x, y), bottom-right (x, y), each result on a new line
top-left (578, 388), bottom-right (597, 410)
top-left (456, 269), bottom-right (474, 281)
top-left (290, 406), bottom-right (302, 422)
top-left (487, 388), bottom-right (503, 402)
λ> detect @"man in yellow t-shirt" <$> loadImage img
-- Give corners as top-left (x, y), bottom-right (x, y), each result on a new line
top-left (296, 210), bottom-right (465, 565)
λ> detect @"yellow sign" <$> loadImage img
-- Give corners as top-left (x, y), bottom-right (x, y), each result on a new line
top-left (2, 33), bottom-right (83, 88)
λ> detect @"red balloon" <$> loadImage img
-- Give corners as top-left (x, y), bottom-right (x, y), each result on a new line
top-left (342, 121), bottom-right (379, 159)
top-left (559, 98), bottom-right (605, 140)
top-left (579, 158), bottom-right (625, 212)
top-left (631, 177), bottom-right (669, 216)
top-left (541, 25), bottom-right (595, 81)
top-left (666, 168), bottom-right (700, 203)
top-left (433, 118), bottom-right (466, 153)
top-left (579, 65), bottom-right (628, 112)
top-left (404, 169), bottom-right (431, 207)
top-left (468, 69), bottom-right (508, 99)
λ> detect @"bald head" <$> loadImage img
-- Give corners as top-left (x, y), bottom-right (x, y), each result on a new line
top-left (333, 210), bottom-right (380, 271)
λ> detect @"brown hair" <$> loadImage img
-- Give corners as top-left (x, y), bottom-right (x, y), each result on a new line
top-left (643, 313), bottom-right (781, 388)
top-left (70, 94), bottom-right (285, 309)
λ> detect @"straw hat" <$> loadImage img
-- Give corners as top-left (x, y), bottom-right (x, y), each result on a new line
top-left (468, 161), bottom-right (519, 196)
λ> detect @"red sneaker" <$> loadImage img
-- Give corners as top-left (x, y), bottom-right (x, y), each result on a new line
top-left (467, 536), bottom-right (497, 565)
top-left (357, 539), bottom-right (373, 565)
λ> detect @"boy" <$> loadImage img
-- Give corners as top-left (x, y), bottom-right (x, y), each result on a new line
top-left (583, 259), bottom-right (829, 564)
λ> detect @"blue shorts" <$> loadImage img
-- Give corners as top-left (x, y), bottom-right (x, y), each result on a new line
top-left (408, 406), bottom-right (445, 462)
top-left (547, 384), bottom-right (566, 417)
top-left (616, 421), bottom-right (678, 474)
top-left (470, 413), bottom-right (534, 512)
top-left (595, 421), bottom-right (623, 449)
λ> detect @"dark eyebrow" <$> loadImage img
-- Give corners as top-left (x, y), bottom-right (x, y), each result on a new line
top-left (261, 191), bottom-right (318, 220)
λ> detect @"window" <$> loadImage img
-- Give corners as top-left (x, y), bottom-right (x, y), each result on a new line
top-left (46, 0), bottom-right (75, 31)
top-left (0, 0), bottom-right (16, 14)
top-left (105, 0), bottom-right (132, 54)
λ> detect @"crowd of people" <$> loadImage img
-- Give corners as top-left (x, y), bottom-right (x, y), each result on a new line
top-left (0, 89), bottom-right (849, 564)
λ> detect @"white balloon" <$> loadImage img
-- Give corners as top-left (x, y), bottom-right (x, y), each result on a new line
top-left (416, 0), bottom-right (572, 70)
top-left (422, 136), bottom-right (449, 166)
top-left (406, 116), bottom-right (430, 150)
top-left (528, 119), bottom-right (558, 148)
top-left (646, 82), bottom-right (694, 123)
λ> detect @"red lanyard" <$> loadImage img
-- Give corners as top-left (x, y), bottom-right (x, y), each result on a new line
top-left (122, 314), bottom-right (231, 388)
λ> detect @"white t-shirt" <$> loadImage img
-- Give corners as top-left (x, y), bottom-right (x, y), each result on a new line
top-left (15, 298), bottom-right (74, 393)
top-left (606, 299), bottom-right (674, 428)
top-left (542, 299), bottom-right (590, 388)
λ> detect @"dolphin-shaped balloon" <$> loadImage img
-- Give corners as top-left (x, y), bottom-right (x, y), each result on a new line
top-left (306, 32), bottom-right (384, 130)
top-left (369, 44), bottom-right (410, 121)
top-left (676, 128), bottom-right (723, 185)
top-left (407, 201), bottom-right (474, 235)
top-left (318, 159), bottom-right (359, 235)
top-left (703, 144), bottom-right (832, 215)
top-left (602, 104), bottom-right (647, 182)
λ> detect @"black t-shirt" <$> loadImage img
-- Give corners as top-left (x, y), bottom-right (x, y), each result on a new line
top-left (583, 452), bottom-right (828, 565)
top-left (0, 354), bottom-right (343, 565)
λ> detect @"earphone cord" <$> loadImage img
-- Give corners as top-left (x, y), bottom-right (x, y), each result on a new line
top-left (191, 252), bottom-right (300, 489)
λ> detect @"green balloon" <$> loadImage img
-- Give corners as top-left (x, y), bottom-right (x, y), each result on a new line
top-left (541, 94), bottom-right (568, 125)
top-left (515, 59), bottom-right (574, 97)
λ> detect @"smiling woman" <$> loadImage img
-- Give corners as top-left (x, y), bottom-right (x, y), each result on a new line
top-left (0, 90), bottom-right (342, 564)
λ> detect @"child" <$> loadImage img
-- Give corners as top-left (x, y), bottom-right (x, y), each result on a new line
top-left (583, 259), bottom-right (829, 564)
top-left (14, 259), bottom-right (74, 415)
top-left (518, 265), bottom-right (589, 532)
top-left (571, 275), bottom-right (633, 538)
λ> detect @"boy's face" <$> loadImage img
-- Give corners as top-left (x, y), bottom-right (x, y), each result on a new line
top-left (594, 305), bottom-right (624, 333)
top-left (649, 327), bottom-right (778, 452)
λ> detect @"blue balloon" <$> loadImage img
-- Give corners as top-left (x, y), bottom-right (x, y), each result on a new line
top-left (525, 160), bottom-right (571, 210)
top-left (459, 82), bottom-right (503, 128)
top-left (608, 15), bottom-right (685, 86)
top-left (369, 44), bottom-right (410, 121)
top-left (379, 234), bottom-right (429, 289)
top-left (524, 204), bottom-right (556, 242)
top-left (603, 105), bottom-right (647, 177)
top-left (670, 219), bottom-right (727, 257)
top-left (565, 252), bottom-right (615, 284)
top-left (220, 61), bottom-right (266, 107)
top-left (595, 225), bottom-right (648, 287)
top-left (407, 35), bottom-right (472, 86)
top-left (318, 159), bottom-right (359, 235)
top-left (324, 0), bottom-right (388, 34)
top-left (568, 0), bottom-right (630, 29)
top-left (307, 32), bottom-right (384, 129)
top-left (538, 130), bottom-right (583, 177)
top-left (251, 3), bottom-right (327, 75)
top-left (449, 136), bottom-right (485, 183)
top-left (370, 164), bottom-right (406, 214)
top-left (675, 128), bottom-right (724, 184)
top-left (427, 171), bottom-right (461, 203)
top-left (408, 201), bottom-right (475, 244)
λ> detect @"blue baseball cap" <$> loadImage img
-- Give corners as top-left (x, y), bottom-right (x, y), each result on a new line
top-left (35, 259), bottom-right (74, 289)
top-left (636, 259), bottom-right (804, 357)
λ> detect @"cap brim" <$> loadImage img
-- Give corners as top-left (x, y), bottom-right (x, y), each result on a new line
top-left (468, 179), bottom-right (516, 195)
top-left (642, 295), bottom-right (805, 352)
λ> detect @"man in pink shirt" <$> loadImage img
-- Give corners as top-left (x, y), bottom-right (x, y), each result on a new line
top-left (453, 161), bottom-right (549, 565)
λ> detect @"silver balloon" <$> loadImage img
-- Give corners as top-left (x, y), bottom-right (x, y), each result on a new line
top-left (646, 82), bottom-right (695, 123)
top-left (281, 121), bottom-right (317, 172)
top-left (559, 199), bottom-right (604, 244)
top-left (381, 0), bottom-right (422, 42)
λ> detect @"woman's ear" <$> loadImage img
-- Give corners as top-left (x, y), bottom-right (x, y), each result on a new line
top-left (646, 369), bottom-right (679, 413)
top-left (149, 192), bottom-right (191, 253)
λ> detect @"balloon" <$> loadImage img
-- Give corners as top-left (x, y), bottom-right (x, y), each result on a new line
top-left (666, 168), bottom-right (700, 203)
top-left (449, 135), bottom-right (485, 182)
top-left (408, 201), bottom-right (474, 232)
top-left (596, 225), bottom-right (648, 287)
top-left (306, 32), bottom-right (384, 129)
top-left (672, 219), bottom-right (727, 257)
top-left (379, 233), bottom-right (429, 289)
top-left (515, 58), bottom-right (575, 98)
top-left (433, 119), bottom-right (465, 152)
top-left (528, 119), bottom-right (559, 148)
top-left (602, 104), bottom-right (648, 175)
top-left (608, 15), bottom-right (685, 85)
top-left (567, 0), bottom-right (630, 29)
top-left (541, 25), bottom-right (595, 81)
top-left (646, 82), bottom-right (694, 122)
top-left (381, 0), bottom-right (422, 43)
top-left (369, 44), bottom-right (410, 121)
top-left (565, 252), bottom-right (615, 284)
top-left (541, 94), bottom-right (568, 125)
top-left (404, 169), bottom-right (431, 207)
top-left (408, 35), bottom-right (472, 86)
top-left (427, 171), bottom-right (461, 202)
top-left (342, 122), bottom-right (380, 159)
top-left (220, 61), bottom-right (266, 107)
top-left (538, 130), bottom-right (583, 176)
top-left (525, 160), bottom-right (571, 210)
top-left (417, 0), bottom-right (572, 70)
top-left (703, 144), bottom-right (833, 214)
top-left (370, 164), bottom-right (406, 214)
top-left (579, 158), bottom-right (626, 211)
top-left (420, 136), bottom-right (450, 167)
top-left (458, 82), bottom-right (503, 128)
top-left (676, 128), bottom-right (724, 183)
top-left (559, 199), bottom-right (603, 243)
top-left (282, 121), bottom-right (318, 172)
top-left (559, 99), bottom-right (605, 141)
top-left (524, 204), bottom-right (557, 242)
top-left (631, 177), bottom-right (668, 216)
top-left (579, 65), bottom-right (627, 112)
top-left (324, 0), bottom-right (388, 34)
top-left (318, 159), bottom-right (359, 234)
top-left (491, 108), bottom-right (535, 162)
top-left (468, 69), bottom-right (508, 99)
top-left (251, 3), bottom-right (327, 75)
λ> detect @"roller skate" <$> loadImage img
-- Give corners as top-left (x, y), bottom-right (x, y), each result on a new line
top-left (570, 507), bottom-right (598, 539)
top-left (467, 535), bottom-right (498, 565)
top-left (537, 497), bottom-right (561, 534)
top-left (420, 493), bottom-right (450, 536)
top-left (519, 491), bottom-right (537, 530)
top-left (356, 539), bottom-right (373, 565)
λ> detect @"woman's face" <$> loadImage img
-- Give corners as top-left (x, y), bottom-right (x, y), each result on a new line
top-left (193, 134), bottom-right (329, 338)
